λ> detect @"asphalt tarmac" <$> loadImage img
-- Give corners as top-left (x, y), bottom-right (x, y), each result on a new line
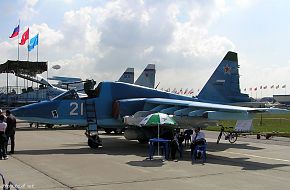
top-left (1, 123), bottom-right (290, 190)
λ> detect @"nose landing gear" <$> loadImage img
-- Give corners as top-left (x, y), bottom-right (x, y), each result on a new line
top-left (85, 131), bottom-right (102, 148)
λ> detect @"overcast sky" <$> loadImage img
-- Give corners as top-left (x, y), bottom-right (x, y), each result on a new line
top-left (1, 0), bottom-right (290, 97)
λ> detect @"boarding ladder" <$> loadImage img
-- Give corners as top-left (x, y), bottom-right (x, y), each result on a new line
top-left (85, 100), bottom-right (97, 133)
top-left (85, 100), bottom-right (102, 148)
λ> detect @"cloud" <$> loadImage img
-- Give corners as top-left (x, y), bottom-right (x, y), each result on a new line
top-left (54, 1), bottom-right (234, 87)
top-left (20, 0), bottom-right (39, 21)
top-left (1, 0), bottom-right (241, 90)
top-left (30, 23), bottom-right (64, 46)
top-left (62, 7), bottom-right (102, 56)
top-left (167, 23), bottom-right (235, 58)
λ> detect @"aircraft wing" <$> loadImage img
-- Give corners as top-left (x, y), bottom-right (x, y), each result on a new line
top-left (122, 97), bottom-right (289, 125)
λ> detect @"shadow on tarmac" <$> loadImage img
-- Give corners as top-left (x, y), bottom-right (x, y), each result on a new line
top-left (13, 135), bottom-right (289, 170)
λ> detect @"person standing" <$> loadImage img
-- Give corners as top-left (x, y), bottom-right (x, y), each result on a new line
top-left (0, 109), bottom-right (6, 121)
top-left (170, 132), bottom-right (179, 161)
top-left (0, 115), bottom-right (8, 160)
top-left (5, 110), bottom-right (16, 154)
top-left (170, 131), bottom-right (184, 161)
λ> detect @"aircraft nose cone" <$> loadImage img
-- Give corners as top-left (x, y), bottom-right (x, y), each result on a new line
top-left (11, 101), bottom-right (55, 122)
top-left (11, 106), bottom-right (26, 118)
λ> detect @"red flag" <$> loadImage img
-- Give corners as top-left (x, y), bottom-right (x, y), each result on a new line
top-left (19, 28), bottom-right (29, 45)
top-left (179, 88), bottom-right (183, 94)
top-left (188, 89), bottom-right (194, 94)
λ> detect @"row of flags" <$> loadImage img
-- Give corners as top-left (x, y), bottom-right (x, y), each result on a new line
top-left (160, 88), bottom-right (197, 95)
top-left (9, 24), bottom-right (39, 52)
top-left (244, 85), bottom-right (286, 92)
top-left (160, 85), bottom-right (287, 96)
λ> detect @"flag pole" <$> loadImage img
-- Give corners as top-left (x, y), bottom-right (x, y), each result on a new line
top-left (6, 60), bottom-right (9, 106)
top-left (37, 33), bottom-right (39, 62)
top-left (17, 19), bottom-right (20, 60)
top-left (27, 28), bottom-right (30, 61)
top-left (37, 34), bottom-right (39, 89)
top-left (16, 19), bottom-right (20, 94)
top-left (27, 28), bottom-right (30, 88)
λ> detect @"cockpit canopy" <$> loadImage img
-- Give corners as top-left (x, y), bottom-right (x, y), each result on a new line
top-left (52, 89), bottom-right (79, 100)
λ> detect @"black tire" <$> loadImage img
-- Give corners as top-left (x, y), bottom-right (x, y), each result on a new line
top-left (104, 129), bottom-right (113, 134)
top-left (216, 131), bottom-right (222, 144)
top-left (265, 134), bottom-right (272, 140)
top-left (228, 132), bottom-right (238, 143)
top-left (114, 129), bottom-right (123, 134)
top-left (88, 137), bottom-right (100, 148)
top-left (46, 124), bottom-right (54, 128)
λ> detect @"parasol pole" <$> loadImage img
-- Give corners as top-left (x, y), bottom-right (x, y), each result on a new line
top-left (157, 123), bottom-right (160, 156)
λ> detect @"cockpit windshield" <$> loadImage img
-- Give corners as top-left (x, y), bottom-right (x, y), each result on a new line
top-left (52, 89), bottom-right (79, 100)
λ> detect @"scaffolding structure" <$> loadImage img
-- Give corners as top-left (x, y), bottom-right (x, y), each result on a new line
top-left (0, 60), bottom-right (48, 107)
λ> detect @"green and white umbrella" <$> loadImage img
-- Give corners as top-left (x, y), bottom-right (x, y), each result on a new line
top-left (139, 112), bottom-right (177, 157)
top-left (139, 112), bottom-right (177, 127)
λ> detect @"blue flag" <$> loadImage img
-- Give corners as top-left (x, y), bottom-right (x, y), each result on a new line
top-left (28, 34), bottom-right (39, 51)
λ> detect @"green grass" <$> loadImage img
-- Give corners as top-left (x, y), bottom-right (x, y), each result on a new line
top-left (206, 114), bottom-right (290, 134)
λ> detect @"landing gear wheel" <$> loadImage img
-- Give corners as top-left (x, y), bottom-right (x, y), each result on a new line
top-left (88, 135), bottom-right (102, 149)
top-left (114, 129), bottom-right (123, 134)
top-left (46, 124), bottom-right (54, 128)
top-left (104, 129), bottom-right (113, 134)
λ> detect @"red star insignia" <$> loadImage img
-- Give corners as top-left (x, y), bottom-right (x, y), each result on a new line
top-left (223, 65), bottom-right (231, 74)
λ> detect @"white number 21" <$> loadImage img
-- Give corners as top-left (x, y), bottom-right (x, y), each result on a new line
top-left (70, 102), bottom-right (84, 116)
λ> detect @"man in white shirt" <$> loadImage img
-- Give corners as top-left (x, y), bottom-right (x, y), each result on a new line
top-left (0, 114), bottom-right (8, 160)
top-left (190, 127), bottom-right (206, 157)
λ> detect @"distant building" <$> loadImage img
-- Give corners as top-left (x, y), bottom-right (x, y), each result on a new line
top-left (273, 95), bottom-right (290, 106)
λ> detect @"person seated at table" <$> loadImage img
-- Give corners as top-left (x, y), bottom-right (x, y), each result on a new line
top-left (190, 127), bottom-right (206, 159)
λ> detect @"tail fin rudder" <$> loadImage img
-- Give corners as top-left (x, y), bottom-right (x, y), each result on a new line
top-left (118, 68), bottom-right (134, 84)
top-left (135, 64), bottom-right (156, 88)
top-left (197, 51), bottom-right (250, 103)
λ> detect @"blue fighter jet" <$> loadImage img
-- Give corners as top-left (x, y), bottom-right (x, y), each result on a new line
top-left (11, 52), bottom-right (289, 148)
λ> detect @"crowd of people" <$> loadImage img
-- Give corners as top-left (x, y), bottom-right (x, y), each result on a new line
top-left (0, 109), bottom-right (16, 160)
